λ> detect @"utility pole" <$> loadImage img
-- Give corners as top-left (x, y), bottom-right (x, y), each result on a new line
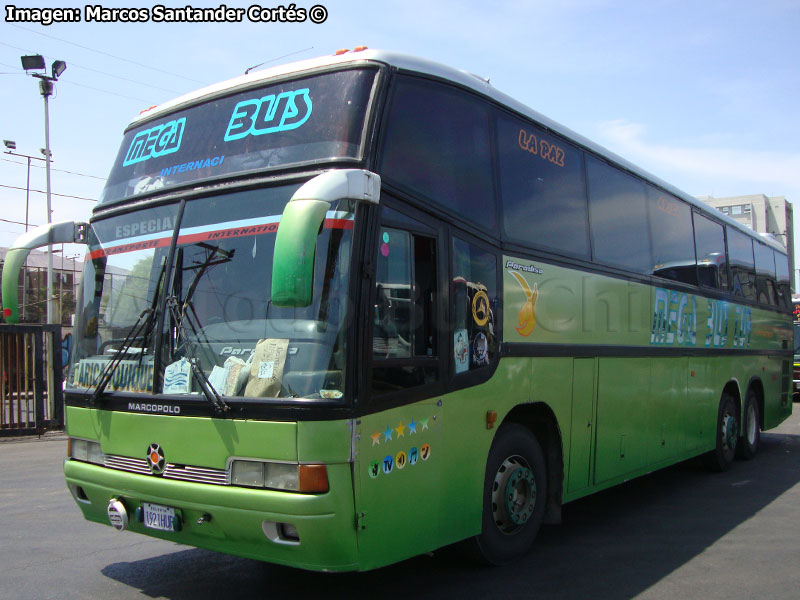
top-left (20, 54), bottom-right (66, 324)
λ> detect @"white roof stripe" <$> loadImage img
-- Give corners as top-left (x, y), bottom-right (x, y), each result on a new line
top-left (125, 49), bottom-right (785, 254)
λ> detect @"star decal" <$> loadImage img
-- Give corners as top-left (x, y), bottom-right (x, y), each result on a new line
top-left (370, 429), bottom-right (381, 446)
top-left (395, 421), bottom-right (406, 437)
top-left (420, 417), bottom-right (430, 431)
top-left (383, 425), bottom-right (393, 442)
top-left (408, 419), bottom-right (417, 434)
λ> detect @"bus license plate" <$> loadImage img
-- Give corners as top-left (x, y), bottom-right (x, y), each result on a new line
top-left (142, 502), bottom-right (176, 532)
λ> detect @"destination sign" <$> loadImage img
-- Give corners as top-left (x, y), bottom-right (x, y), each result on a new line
top-left (100, 69), bottom-right (377, 205)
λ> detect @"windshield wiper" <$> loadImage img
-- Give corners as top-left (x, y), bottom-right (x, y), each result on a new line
top-left (160, 243), bottom-right (235, 415)
top-left (166, 295), bottom-right (230, 415)
top-left (89, 257), bottom-right (167, 403)
top-left (181, 243), bottom-right (234, 308)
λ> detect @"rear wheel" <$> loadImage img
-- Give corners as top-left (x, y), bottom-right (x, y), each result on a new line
top-left (705, 392), bottom-right (739, 472)
top-left (473, 424), bottom-right (547, 565)
top-left (736, 390), bottom-right (760, 460)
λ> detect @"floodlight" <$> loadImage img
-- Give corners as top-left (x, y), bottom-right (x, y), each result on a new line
top-left (51, 60), bottom-right (67, 79)
top-left (3, 140), bottom-right (16, 150)
top-left (20, 55), bottom-right (45, 71)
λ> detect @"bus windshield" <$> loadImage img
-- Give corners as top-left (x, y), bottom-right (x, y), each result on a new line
top-left (100, 68), bottom-right (377, 205)
top-left (68, 183), bottom-right (354, 402)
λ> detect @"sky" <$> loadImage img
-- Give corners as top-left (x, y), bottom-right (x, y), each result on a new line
top-left (1, 0), bottom-right (799, 275)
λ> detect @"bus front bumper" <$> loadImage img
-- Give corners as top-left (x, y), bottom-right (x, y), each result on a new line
top-left (64, 459), bottom-right (359, 572)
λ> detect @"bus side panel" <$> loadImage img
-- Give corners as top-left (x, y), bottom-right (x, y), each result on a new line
top-left (755, 309), bottom-right (793, 429)
top-left (566, 358), bottom-right (596, 495)
top-left (351, 355), bottom-right (576, 570)
top-left (685, 356), bottom-right (718, 453)
top-left (763, 355), bottom-right (794, 429)
top-left (594, 358), bottom-right (651, 484)
top-left (353, 399), bottom-right (443, 570)
top-left (436, 357), bottom-right (572, 550)
top-left (647, 356), bottom-right (686, 465)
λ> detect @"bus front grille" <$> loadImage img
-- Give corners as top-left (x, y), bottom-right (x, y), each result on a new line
top-left (103, 454), bottom-right (229, 485)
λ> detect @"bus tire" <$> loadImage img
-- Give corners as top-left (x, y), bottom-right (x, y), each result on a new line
top-left (736, 390), bottom-right (760, 460)
top-left (473, 423), bottom-right (547, 565)
top-left (705, 392), bottom-right (739, 472)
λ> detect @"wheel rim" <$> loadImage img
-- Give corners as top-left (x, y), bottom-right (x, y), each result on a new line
top-left (491, 455), bottom-right (536, 534)
top-left (721, 411), bottom-right (738, 452)
top-left (746, 403), bottom-right (757, 445)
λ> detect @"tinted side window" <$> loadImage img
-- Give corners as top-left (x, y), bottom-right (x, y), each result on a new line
top-left (727, 228), bottom-right (756, 301)
top-left (373, 228), bottom-right (413, 359)
top-left (379, 77), bottom-right (495, 231)
top-left (452, 238), bottom-right (497, 374)
top-left (496, 113), bottom-right (589, 258)
top-left (754, 242), bottom-right (778, 306)
top-left (586, 157), bottom-right (651, 273)
top-left (647, 187), bottom-right (697, 285)
top-left (371, 213), bottom-right (439, 396)
top-left (775, 249), bottom-right (792, 310)
top-left (693, 212), bottom-right (727, 289)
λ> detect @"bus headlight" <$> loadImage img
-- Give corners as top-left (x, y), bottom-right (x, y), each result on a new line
top-left (229, 460), bottom-right (329, 493)
top-left (68, 438), bottom-right (106, 465)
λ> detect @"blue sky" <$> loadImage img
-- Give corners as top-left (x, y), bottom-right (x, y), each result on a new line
top-left (1, 0), bottom-right (799, 270)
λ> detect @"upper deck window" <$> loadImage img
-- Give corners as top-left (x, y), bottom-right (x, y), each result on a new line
top-left (379, 76), bottom-right (495, 232)
top-left (100, 68), bottom-right (378, 205)
top-left (727, 227), bottom-right (757, 301)
top-left (586, 157), bottom-right (652, 274)
top-left (647, 188), bottom-right (697, 285)
top-left (693, 212), bottom-right (727, 289)
top-left (496, 112), bottom-right (590, 259)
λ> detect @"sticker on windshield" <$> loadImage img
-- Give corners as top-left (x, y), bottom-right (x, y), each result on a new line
top-left (71, 358), bottom-right (154, 393)
top-left (163, 358), bottom-right (192, 394)
top-left (257, 360), bottom-right (275, 379)
top-left (454, 329), bottom-right (469, 374)
top-left (224, 88), bottom-right (312, 142)
top-left (123, 117), bottom-right (186, 167)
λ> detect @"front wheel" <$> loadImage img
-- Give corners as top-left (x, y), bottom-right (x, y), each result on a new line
top-left (705, 392), bottom-right (739, 472)
top-left (736, 390), bottom-right (760, 460)
top-left (473, 424), bottom-right (547, 565)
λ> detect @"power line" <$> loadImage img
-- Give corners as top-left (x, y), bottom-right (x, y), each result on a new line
top-left (9, 24), bottom-right (208, 85)
top-left (64, 61), bottom-right (184, 95)
top-left (0, 41), bottom-right (183, 95)
top-left (59, 78), bottom-right (157, 105)
top-left (0, 217), bottom-right (40, 227)
top-left (0, 183), bottom-right (97, 202)
top-left (0, 59), bottom-right (29, 71)
top-left (1, 157), bottom-right (106, 181)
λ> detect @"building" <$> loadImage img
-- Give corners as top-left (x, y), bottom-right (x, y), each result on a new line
top-left (0, 247), bottom-right (81, 325)
top-left (699, 194), bottom-right (794, 290)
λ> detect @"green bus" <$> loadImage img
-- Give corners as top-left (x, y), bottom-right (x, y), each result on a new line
top-left (2, 49), bottom-right (793, 571)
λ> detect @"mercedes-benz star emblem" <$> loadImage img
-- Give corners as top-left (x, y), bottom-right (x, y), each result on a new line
top-left (146, 443), bottom-right (166, 475)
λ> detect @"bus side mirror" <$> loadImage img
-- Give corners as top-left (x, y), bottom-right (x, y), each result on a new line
top-left (1, 221), bottom-right (88, 323)
top-left (271, 170), bottom-right (380, 307)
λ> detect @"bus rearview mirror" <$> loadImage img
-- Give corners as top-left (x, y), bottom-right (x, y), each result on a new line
top-left (271, 170), bottom-right (380, 307)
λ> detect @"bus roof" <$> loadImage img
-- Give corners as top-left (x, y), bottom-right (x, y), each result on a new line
top-left (125, 49), bottom-right (786, 255)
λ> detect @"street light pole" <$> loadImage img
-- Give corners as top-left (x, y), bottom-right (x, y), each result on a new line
top-left (20, 54), bottom-right (66, 325)
top-left (40, 78), bottom-right (55, 325)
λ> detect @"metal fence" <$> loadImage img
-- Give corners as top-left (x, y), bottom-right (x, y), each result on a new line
top-left (0, 324), bottom-right (63, 436)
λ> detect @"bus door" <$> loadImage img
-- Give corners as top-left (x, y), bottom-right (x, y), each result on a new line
top-left (354, 203), bottom-right (445, 568)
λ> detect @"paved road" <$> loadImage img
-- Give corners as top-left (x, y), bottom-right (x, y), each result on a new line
top-left (2, 410), bottom-right (799, 600)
